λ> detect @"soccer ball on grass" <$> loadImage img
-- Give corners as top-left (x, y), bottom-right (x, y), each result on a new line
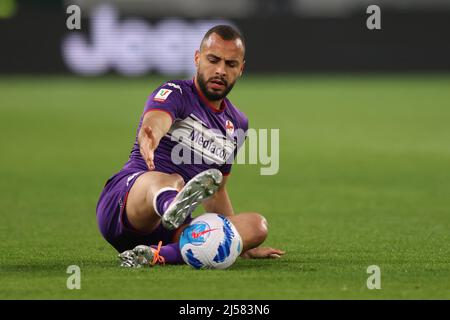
top-left (179, 213), bottom-right (243, 269)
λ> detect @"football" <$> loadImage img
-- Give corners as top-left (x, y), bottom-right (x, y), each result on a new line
top-left (179, 213), bottom-right (243, 269)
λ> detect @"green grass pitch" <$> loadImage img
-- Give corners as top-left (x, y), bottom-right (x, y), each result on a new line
top-left (0, 74), bottom-right (449, 299)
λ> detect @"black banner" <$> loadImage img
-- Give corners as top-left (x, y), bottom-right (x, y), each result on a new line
top-left (1, 3), bottom-right (449, 74)
top-left (0, 300), bottom-right (443, 318)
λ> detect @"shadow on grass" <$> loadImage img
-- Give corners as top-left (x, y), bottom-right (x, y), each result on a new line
top-left (0, 255), bottom-right (311, 274)
top-left (0, 259), bottom-right (117, 274)
top-left (225, 258), bottom-right (316, 272)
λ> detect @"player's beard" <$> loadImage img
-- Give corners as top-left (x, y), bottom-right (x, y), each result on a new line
top-left (197, 72), bottom-right (235, 101)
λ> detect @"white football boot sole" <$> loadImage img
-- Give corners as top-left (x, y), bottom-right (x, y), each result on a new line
top-left (161, 169), bottom-right (223, 230)
top-left (118, 245), bottom-right (154, 268)
top-left (118, 242), bottom-right (165, 268)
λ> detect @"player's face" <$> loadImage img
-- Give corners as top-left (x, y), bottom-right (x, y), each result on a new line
top-left (195, 33), bottom-right (245, 101)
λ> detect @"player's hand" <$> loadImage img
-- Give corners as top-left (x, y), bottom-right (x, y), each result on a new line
top-left (140, 125), bottom-right (157, 170)
top-left (240, 247), bottom-right (286, 259)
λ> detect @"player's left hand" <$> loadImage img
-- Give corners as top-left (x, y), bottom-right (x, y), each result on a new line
top-left (240, 247), bottom-right (285, 259)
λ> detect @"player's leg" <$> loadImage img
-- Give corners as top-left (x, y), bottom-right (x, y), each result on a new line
top-left (227, 212), bottom-right (268, 252)
top-left (167, 212), bottom-right (269, 251)
top-left (124, 171), bottom-right (185, 234)
top-left (156, 212), bottom-right (268, 263)
top-left (125, 169), bottom-right (223, 234)
top-left (166, 212), bottom-right (268, 248)
top-left (118, 212), bottom-right (268, 267)
top-left (118, 169), bottom-right (223, 267)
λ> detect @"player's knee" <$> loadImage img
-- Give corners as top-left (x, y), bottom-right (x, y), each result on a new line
top-left (251, 213), bottom-right (268, 245)
top-left (170, 173), bottom-right (185, 190)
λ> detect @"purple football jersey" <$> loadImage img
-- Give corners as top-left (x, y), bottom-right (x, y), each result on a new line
top-left (122, 79), bottom-right (248, 182)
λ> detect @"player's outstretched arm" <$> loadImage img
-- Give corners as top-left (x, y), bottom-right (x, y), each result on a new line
top-left (138, 110), bottom-right (172, 170)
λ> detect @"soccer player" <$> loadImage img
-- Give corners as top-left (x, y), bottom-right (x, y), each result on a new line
top-left (96, 25), bottom-right (285, 267)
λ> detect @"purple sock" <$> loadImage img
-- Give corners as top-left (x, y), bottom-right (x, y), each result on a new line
top-left (152, 242), bottom-right (184, 264)
top-left (154, 188), bottom-right (178, 216)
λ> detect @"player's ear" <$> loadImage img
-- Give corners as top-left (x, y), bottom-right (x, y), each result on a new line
top-left (239, 60), bottom-right (245, 77)
top-left (194, 50), bottom-right (200, 68)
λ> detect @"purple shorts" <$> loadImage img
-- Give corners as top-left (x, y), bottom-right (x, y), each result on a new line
top-left (96, 169), bottom-right (178, 253)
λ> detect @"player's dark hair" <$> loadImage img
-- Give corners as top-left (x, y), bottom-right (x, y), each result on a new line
top-left (201, 25), bottom-right (245, 55)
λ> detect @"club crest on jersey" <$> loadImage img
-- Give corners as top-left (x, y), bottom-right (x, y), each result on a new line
top-left (154, 89), bottom-right (172, 102)
top-left (225, 120), bottom-right (234, 135)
